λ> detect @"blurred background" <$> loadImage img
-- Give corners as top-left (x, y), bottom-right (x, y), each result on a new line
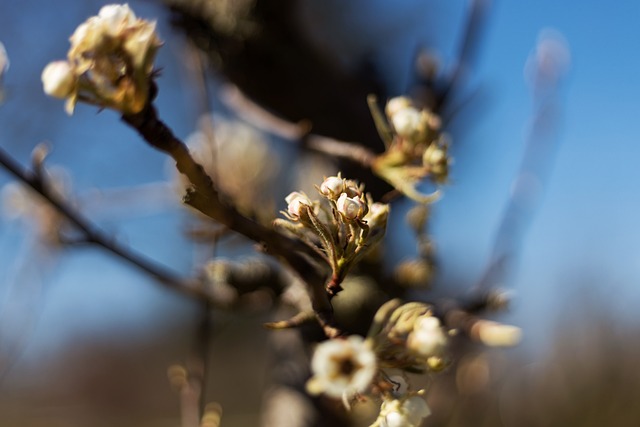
top-left (0, 0), bottom-right (639, 426)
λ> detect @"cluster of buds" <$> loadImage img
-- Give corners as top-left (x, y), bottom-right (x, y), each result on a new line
top-left (303, 302), bottom-right (450, 424)
top-left (41, 4), bottom-right (162, 114)
top-left (276, 175), bottom-right (389, 295)
top-left (367, 300), bottom-right (449, 373)
top-left (305, 300), bottom-right (521, 424)
top-left (369, 96), bottom-right (451, 202)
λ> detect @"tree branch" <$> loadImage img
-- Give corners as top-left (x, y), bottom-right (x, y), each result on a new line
top-left (121, 98), bottom-right (341, 337)
top-left (0, 144), bottom-right (209, 302)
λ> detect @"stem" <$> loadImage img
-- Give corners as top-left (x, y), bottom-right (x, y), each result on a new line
top-left (305, 135), bottom-right (376, 168)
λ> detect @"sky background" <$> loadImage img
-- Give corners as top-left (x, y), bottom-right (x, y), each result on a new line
top-left (0, 0), bottom-right (638, 386)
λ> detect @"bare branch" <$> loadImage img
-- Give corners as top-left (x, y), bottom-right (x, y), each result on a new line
top-left (0, 145), bottom-right (209, 302)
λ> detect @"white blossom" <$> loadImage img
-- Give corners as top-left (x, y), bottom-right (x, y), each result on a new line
top-left (43, 3), bottom-right (162, 114)
top-left (285, 191), bottom-right (312, 219)
top-left (41, 61), bottom-right (76, 98)
top-left (389, 106), bottom-right (422, 140)
top-left (306, 335), bottom-right (377, 398)
top-left (385, 97), bottom-right (412, 119)
top-left (406, 316), bottom-right (447, 358)
top-left (336, 193), bottom-right (367, 221)
top-left (97, 3), bottom-right (137, 35)
top-left (364, 202), bottom-right (389, 229)
top-left (319, 176), bottom-right (344, 200)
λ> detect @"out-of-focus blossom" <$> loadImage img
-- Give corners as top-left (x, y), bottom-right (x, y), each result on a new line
top-left (306, 335), bottom-right (377, 398)
top-left (364, 202), bottom-right (389, 230)
top-left (389, 105), bottom-right (422, 141)
top-left (475, 320), bottom-right (522, 347)
top-left (378, 396), bottom-right (431, 427)
top-left (406, 316), bottom-right (447, 358)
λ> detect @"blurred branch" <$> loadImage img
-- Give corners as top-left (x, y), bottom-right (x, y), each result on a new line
top-left (471, 31), bottom-right (570, 294)
top-left (432, 0), bottom-right (490, 114)
top-left (0, 145), bottom-right (210, 302)
top-left (304, 136), bottom-right (376, 169)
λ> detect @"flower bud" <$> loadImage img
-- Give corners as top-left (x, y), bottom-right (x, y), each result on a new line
top-left (406, 315), bottom-right (447, 358)
top-left (390, 106), bottom-right (422, 140)
top-left (319, 176), bottom-right (344, 200)
top-left (41, 61), bottom-right (75, 98)
top-left (343, 179), bottom-right (363, 197)
top-left (364, 202), bottom-right (389, 229)
top-left (474, 320), bottom-right (522, 347)
top-left (385, 96), bottom-right (412, 118)
top-left (422, 142), bottom-right (449, 182)
top-left (336, 193), bottom-right (367, 221)
top-left (285, 191), bottom-right (311, 220)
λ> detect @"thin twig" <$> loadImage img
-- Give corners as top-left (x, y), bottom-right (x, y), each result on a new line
top-left (305, 136), bottom-right (377, 168)
top-left (433, 0), bottom-right (490, 113)
top-left (0, 145), bottom-right (209, 302)
top-left (471, 32), bottom-right (568, 294)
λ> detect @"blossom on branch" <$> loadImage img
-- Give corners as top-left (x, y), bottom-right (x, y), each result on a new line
top-left (41, 3), bottom-right (162, 114)
top-left (275, 175), bottom-right (389, 294)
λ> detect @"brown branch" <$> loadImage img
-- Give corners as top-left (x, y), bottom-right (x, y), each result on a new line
top-left (305, 136), bottom-right (376, 169)
top-left (0, 144), bottom-right (209, 302)
top-left (121, 98), bottom-right (341, 337)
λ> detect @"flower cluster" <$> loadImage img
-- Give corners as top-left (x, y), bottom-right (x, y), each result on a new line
top-left (307, 331), bottom-right (434, 426)
top-left (305, 300), bottom-right (522, 426)
top-left (276, 175), bottom-right (389, 294)
top-left (41, 4), bottom-right (162, 114)
top-left (369, 96), bottom-right (451, 203)
top-left (369, 300), bottom-right (449, 373)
